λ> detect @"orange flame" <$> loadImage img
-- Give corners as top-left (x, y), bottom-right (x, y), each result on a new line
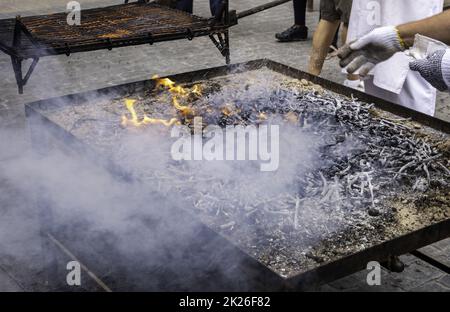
top-left (121, 99), bottom-right (180, 128)
top-left (191, 84), bottom-right (202, 97)
top-left (152, 75), bottom-right (202, 116)
top-left (121, 76), bottom-right (204, 129)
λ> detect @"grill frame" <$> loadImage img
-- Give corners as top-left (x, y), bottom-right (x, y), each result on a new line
top-left (0, 1), bottom-right (235, 94)
top-left (25, 59), bottom-right (450, 291)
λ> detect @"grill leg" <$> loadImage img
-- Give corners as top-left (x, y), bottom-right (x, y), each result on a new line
top-left (11, 16), bottom-right (40, 94)
top-left (11, 56), bottom-right (24, 94)
top-left (224, 30), bottom-right (230, 65)
top-left (224, 0), bottom-right (230, 65)
top-left (10, 56), bottom-right (39, 94)
top-left (209, 32), bottom-right (230, 64)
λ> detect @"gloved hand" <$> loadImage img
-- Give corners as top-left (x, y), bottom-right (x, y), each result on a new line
top-left (338, 26), bottom-right (406, 77)
top-left (410, 49), bottom-right (450, 92)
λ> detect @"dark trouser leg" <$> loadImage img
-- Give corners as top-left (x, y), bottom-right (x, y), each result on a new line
top-left (210, 0), bottom-right (223, 16)
top-left (275, 0), bottom-right (308, 42)
top-left (293, 0), bottom-right (307, 25)
top-left (176, 0), bottom-right (222, 16)
top-left (176, 0), bottom-right (193, 13)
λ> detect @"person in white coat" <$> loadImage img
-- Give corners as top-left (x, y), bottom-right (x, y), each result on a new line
top-left (341, 0), bottom-right (444, 116)
top-left (339, 10), bottom-right (450, 93)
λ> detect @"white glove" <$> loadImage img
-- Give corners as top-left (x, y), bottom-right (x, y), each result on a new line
top-left (338, 26), bottom-right (406, 77)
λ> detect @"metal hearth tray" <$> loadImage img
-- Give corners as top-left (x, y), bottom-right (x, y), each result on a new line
top-left (25, 59), bottom-right (450, 291)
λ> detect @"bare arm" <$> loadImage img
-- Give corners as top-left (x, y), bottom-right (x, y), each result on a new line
top-left (397, 10), bottom-right (450, 47)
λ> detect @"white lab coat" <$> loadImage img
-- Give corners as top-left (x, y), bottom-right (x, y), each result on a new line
top-left (347, 0), bottom-right (444, 116)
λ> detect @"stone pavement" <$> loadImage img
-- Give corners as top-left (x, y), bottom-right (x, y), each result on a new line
top-left (0, 0), bottom-right (448, 292)
top-left (0, 266), bottom-right (23, 292)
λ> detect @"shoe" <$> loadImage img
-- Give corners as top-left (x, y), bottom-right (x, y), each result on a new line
top-left (343, 79), bottom-right (365, 92)
top-left (275, 25), bottom-right (308, 42)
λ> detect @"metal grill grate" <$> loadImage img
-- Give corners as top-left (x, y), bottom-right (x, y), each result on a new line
top-left (20, 3), bottom-right (215, 46)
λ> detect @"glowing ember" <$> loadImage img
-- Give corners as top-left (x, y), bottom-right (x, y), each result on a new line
top-left (285, 112), bottom-right (299, 124)
top-left (258, 112), bottom-right (267, 120)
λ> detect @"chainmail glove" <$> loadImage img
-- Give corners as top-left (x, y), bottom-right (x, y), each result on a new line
top-left (410, 49), bottom-right (450, 92)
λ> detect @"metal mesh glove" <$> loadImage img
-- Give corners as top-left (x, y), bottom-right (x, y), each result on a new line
top-left (338, 26), bottom-right (406, 77)
top-left (410, 50), bottom-right (449, 92)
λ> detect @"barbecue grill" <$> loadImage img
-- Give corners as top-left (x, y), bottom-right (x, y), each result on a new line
top-left (25, 59), bottom-right (450, 291)
top-left (0, 0), bottom-right (297, 94)
top-left (0, 0), bottom-right (236, 94)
